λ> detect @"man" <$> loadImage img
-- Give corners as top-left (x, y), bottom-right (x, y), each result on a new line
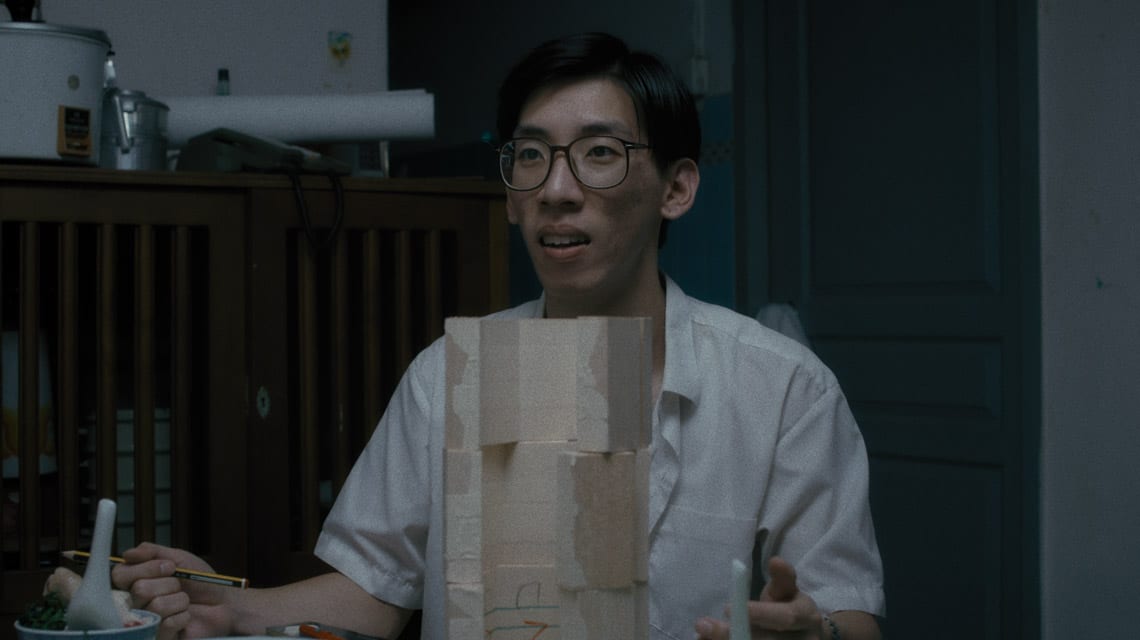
top-left (114, 33), bottom-right (884, 639)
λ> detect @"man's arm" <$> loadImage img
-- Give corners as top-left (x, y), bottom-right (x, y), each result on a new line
top-left (829, 609), bottom-right (882, 640)
top-left (115, 543), bottom-right (413, 640)
top-left (232, 572), bottom-right (412, 639)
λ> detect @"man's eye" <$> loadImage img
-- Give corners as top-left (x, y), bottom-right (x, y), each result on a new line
top-left (516, 147), bottom-right (545, 162)
top-left (585, 145), bottom-right (619, 159)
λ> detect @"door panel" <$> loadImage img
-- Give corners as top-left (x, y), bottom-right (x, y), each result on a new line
top-left (870, 458), bottom-right (1003, 638)
top-left (739, 1), bottom-right (1039, 637)
top-left (806, 1), bottom-right (1001, 292)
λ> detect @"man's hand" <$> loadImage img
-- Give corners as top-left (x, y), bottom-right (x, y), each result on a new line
top-left (694, 556), bottom-right (825, 639)
top-left (112, 542), bottom-right (236, 640)
top-left (113, 543), bottom-right (412, 640)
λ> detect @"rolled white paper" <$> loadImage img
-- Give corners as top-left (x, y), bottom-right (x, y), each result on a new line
top-left (731, 558), bottom-right (750, 639)
top-left (158, 89), bottom-right (435, 147)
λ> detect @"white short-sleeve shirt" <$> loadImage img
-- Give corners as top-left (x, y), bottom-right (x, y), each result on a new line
top-left (315, 275), bottom-right (885, 639)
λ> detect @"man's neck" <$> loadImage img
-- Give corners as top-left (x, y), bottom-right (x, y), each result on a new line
top-left (543, 266), bottom-right (666, 317)
top-left (543, 273), bottom-right (668, 404)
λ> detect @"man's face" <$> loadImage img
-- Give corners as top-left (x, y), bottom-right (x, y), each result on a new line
top-left (505, 77), bottom-right (672, 308)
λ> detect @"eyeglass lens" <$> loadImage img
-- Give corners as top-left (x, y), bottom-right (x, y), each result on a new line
top-left (500, 136), bottom-right (632, 190)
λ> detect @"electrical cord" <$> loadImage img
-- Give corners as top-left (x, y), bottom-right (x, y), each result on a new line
top-left (288, 171), bottom-right (345, 253)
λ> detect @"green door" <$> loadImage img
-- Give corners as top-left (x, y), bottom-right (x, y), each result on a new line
top-left (734, 1), bottom-right (1040, 637)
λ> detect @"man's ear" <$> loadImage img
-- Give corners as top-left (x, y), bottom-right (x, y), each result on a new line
top-left (660, 158), bottom-right (700, 222)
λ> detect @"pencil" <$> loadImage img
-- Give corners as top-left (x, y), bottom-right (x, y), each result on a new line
top-left (62, 550), bottom-right (249, 589)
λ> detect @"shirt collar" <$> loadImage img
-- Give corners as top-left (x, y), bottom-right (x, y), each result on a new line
top-left (661, 274), bottom-right (701, 404)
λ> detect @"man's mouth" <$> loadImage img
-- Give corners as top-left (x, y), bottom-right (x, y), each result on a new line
top-left (539, 233), bottom-right (590, 248)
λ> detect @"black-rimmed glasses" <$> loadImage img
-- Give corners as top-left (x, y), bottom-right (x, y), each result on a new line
top-left (497, 136), bottom-right (651, 191)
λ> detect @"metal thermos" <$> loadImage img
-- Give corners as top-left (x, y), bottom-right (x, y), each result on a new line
top-left (99, 88), bottom-right (170, 170)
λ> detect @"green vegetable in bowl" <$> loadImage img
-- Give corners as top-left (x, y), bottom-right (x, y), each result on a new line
top-left (17, 591), bottom-right (68, 630)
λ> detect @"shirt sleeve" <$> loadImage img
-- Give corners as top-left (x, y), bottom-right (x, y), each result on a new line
top-left (757, 374), bottom-right (886, 617)
top-left (313, 341), bottom-right (444, 610)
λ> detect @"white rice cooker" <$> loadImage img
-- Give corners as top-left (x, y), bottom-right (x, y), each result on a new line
top-left (0, 20), bottom-right (112, 164)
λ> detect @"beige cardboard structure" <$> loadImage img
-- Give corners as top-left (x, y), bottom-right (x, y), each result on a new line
top-left (444, 317), bottom-right (652, 639)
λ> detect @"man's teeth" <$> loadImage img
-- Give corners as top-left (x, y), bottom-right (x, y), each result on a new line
top-left (541, 235), bottom-right (589, 247)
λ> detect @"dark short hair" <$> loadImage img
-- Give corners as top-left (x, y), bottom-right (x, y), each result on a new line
top-left (497, 32), bottom-right (701, 173)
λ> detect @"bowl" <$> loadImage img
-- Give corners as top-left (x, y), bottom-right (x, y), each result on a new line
top-left (15, 610), bottom-right (160, 640)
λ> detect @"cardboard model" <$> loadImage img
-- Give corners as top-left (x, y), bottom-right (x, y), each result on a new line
top-left (443, 317), bottom-right (652, 639)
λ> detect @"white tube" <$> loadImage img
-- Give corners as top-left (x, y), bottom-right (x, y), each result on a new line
top-left (158, 89), bottom-right (435, 147)
top-left (731, 558), bottom-right (750, 639)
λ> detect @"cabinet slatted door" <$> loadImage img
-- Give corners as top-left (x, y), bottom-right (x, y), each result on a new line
top-left (0, 176), bottom-right (248, 639)
top-left (244, 184), bottom-right (509, 589)
top-left (0, 169), bottom-right (508, 640)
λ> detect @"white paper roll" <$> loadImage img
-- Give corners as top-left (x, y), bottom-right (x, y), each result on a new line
top-left (158, 89), bottom-right (435, 147)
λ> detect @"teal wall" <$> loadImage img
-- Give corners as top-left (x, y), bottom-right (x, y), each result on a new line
top-left (659, 93), bottom-right (736, 310)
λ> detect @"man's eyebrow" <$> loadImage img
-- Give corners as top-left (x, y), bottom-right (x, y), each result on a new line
top-left (513, 121), bottom-right (635, 139)
top-left (513, 125), bottom-right (550, 138)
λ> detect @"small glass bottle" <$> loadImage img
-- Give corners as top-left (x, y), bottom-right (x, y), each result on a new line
top-left (103, 50), bottom-right (118, 89)
top-left (216, 68), bottom-right (230, 96)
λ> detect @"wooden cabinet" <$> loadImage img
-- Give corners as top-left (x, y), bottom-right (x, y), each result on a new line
top-left (0, 166), bottom-right (509, 635)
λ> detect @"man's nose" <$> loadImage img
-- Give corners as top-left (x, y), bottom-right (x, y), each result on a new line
top-left (540, 151), bottom-right (583, 201)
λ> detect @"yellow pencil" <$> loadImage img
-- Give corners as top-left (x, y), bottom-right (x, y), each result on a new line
top-left (62, 550), bottom-right (249, 589)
